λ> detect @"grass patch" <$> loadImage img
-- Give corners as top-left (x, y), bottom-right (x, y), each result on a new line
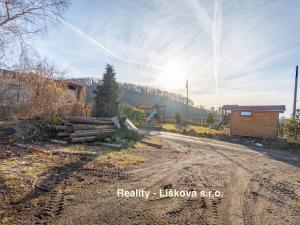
top-left (21, 163), bottom-right (46, 176)
top-left (5, 161), bottom-right (18, 166)
top-left (59, 145), bottom-right (105, 155)
top-left (34, 163), bottom-right (46, 172)
top-left (161, 123), bottom-right (224, 136)
top-left (0, 165), bottom-right (8, 170)
top-left (21, 167), bottom-right (35, 176)
top-left (161, 123), bottom-right (182, 132)
top-left (64, 186), bottom-right (81, 194)
top-left (147, 136), bottom-right (161, 144)
top-left (4, 174), bottom-right (18, 181)
top-left (134, 142), bottom-right (146, 149)
top-left (2, 174), bottom-right (18, 189)
top-left (188, 125), bottom-right (222, 135)
top-left (1, 216), bottom-right (14, 224)
top-left (97, 151), bottom-right (146, 166)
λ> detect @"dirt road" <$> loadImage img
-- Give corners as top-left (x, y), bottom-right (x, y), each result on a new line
top-left (5, 132), bottom-right (300, 225)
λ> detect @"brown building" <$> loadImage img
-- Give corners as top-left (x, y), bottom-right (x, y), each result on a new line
top-left (222, 105), bottom-right (286, 138)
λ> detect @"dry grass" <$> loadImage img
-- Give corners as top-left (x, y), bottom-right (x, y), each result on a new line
top-left (0, 165), bottom-right (8, 170)
top-left (2, 174), bottom-right (18, 189)
top-left (134, 142), bottom-right (146, 149)
top-left (59, 145), bottom-right (109, 155)
top-left (64, 185), bottom-right (82, 195)
top-left (0, 156), bottom-right (51, 190)
top-left (97, 151), bottom-right (146, 166)
top-left (147, 136), bottom-right (161, 144)
top-left (1, 216), bottom-right (14, 224)
top-left (0, 69), bottom-right (71, 120)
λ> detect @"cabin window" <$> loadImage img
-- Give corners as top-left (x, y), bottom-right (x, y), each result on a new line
top-left (240, 111), bottom-right (252, 116)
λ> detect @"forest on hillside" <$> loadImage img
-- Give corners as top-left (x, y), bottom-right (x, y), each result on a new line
top-left (73, 78), bottom-right (210, 119)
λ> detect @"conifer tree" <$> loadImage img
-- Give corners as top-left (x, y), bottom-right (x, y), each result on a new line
top-left (93, 64), bottom-right (119, 117)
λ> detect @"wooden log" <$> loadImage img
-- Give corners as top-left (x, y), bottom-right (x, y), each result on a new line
top-left (61, 120), bottom-right (72, 125)
top-left (57, 132), bottom-right (70, 138)
top-left (50, 139), bottom-right (68, 145)
top-left (73, 128), bottom-right (117, 134)
top-left (54, 125), bottom-right (69, 131)
top-left (72, 124), bottom-right (115, 130)
top-left (61, 137), bottom-right (70, 141)
top-left (92, 142), bottom-right (122, 149)
top-left (71, 136), bottom-right (96, 143)
top-left (140, 140), bottom-right (162, 149)
top-left (64, 116), bottom-right (113, 125)
top-left (16, 143), bottom-right (28, 149)
top-left (70, 130), bottom-right (116, 138)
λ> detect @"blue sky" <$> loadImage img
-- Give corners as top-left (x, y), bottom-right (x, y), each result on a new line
top-left (32, 0), bottom-right (300, 115)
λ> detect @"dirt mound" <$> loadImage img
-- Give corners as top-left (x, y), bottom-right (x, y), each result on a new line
top-left (0, 120), bottom-right (37, 144)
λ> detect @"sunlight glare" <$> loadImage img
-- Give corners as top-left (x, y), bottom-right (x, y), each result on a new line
top-left (159, 64), bottom-right (187, 90)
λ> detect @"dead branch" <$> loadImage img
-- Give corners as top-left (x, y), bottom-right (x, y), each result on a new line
top-left (0, 0), bottom-right (70, 65)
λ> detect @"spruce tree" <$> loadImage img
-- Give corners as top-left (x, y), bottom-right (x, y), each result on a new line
top-left (93, 64), bottom-right (119, 117)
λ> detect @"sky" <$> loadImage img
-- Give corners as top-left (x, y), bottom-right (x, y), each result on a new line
top-left (31, 0), bottom-right (300, 115)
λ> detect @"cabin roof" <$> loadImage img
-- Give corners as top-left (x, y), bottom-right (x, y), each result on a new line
top-left (222, 105), bottom-right (286, 112)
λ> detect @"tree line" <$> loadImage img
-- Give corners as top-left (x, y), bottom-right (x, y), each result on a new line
top-left (74, 78), bottom-right (196, 108)
top-left (119, 83), bottom-right (194, 106)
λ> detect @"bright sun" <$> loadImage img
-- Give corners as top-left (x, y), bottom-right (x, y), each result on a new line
top-left (159, 64), bottom-right (187, 90)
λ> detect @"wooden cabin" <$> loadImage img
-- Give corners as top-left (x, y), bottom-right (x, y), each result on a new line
top-left (222, 105), bottom-right (285, 138)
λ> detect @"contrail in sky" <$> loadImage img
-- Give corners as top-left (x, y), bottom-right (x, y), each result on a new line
top-left (57, 16), bottom-right (119, 58)
top-left (57, 17), bottom-right (162, 72)
top-left (213, 0), bottom-right (222, 96)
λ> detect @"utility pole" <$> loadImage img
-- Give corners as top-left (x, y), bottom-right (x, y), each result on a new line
top-left (293, 65), bottom-right (298, 117)
top-left (186, 79), bottom-right (189, 121)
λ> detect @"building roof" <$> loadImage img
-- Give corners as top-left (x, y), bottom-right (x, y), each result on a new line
top-left (222, 105), bottom-right (286, 112)
top-left (64, 79), bottom-right (85, 88)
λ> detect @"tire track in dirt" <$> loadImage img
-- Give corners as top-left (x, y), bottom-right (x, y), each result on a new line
top-left (177, 165), bottom-right (225, 225)
top-left (79, 168), bottom-right (129, 182)
top-left (127, 143), bottom-right (225, 225)
top-left (206, 141), bottom-right (300, 208)
top-left (202, 140), bottom-right (300, 225)
top-left (14, 154), bottom-right (132, 225)
top-left (34, 177), bottom-right (67, 224)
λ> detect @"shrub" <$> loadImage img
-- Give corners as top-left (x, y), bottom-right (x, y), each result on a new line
top-left (206, 113), bottom-right (215, 126)
top-left (0, 63), bottom-right (71, 120)
top-left (175, 112), bottom-right (181, 124)
top-left (284, 110), bottom-right (300, 140)
top-left (119, 104), bottom-right (144, 124)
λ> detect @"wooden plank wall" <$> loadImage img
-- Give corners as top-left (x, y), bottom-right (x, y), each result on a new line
top-left (230, 111), bottom-right (279, 138)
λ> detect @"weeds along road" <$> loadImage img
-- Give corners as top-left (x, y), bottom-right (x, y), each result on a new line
top-left (10, 131), bottom-right (300, 225)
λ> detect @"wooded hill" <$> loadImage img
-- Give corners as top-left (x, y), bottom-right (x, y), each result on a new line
top-left (72, 78), bottom-right (208, 119)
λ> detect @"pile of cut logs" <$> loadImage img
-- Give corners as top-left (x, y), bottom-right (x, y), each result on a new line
top-left (51, 116), bottom-right (119, 144)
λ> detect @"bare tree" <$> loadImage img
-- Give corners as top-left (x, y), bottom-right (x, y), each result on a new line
top-left (0, 0), bottom-right (69, 66)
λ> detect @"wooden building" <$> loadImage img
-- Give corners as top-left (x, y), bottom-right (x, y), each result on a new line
top-left (222, 105), bottom-right (285, 138)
